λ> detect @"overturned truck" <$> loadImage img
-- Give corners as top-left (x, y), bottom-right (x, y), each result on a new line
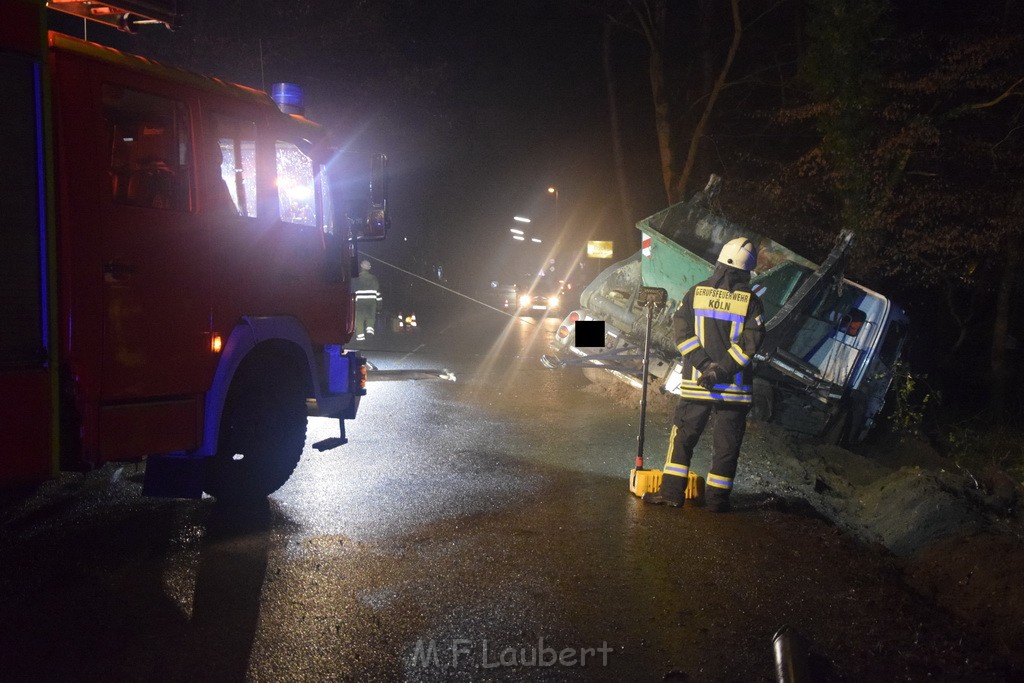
top-left (542, 177), bottom-right (909, 444)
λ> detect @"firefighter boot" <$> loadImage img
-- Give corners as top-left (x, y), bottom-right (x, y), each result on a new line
top-left (642, 473), bottom-right (686, 507)
top-left (705, 486), bottom-right (732, 513)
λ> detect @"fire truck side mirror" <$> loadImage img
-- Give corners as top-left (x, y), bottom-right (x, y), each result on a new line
top-left (354, 153), bottom-right (388, 241)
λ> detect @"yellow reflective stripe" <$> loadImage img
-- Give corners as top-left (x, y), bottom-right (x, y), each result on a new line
top-left (753, 315), bottom-right (764, 327)
top-left (677, 336), bottom-right (700, 355)
top-left (664, 463), bottom-right (689, 478)
top-left (707, 473), bottom-right (733, 489)
top-left (728, 344), bottom-right (750, 366)
top-left (679, 390), bottom-right (752, 403)
top-left (664, 425), bottom-right (678, 466)
top-left (679, 380), bottom-right (752, 392)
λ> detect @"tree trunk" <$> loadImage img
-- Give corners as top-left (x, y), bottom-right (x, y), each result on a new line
top-left (649, 42), bottom-right (676, 203)
top-left (672, 0), bottom-right (742, 201)
top-left (990, 231), bottom-right (1022, 423)
top-left (603, 21), bottom-right (635, 232)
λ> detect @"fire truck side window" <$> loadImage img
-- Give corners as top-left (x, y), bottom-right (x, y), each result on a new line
top-left (103, 85), bottom-right (191, 211)
top-left (276, 141), bottom-right (316, 227)
top-left (211, 115), bottom-right (257, 217)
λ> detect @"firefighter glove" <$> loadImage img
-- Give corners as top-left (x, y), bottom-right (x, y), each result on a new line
top-left (698, 362), bottom-right (724, 389)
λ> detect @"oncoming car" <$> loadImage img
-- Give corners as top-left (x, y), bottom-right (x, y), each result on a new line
top-left (506, 288), bottom-right (564, 317)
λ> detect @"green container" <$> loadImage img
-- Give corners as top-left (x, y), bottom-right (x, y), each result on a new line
top-left (635, 197), bottom-right (815, 305)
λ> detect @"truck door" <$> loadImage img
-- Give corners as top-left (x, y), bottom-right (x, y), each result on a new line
top-left (96, 79), bottom-right (209, 454)
top-left (857, 312), bottom-right (909, 438)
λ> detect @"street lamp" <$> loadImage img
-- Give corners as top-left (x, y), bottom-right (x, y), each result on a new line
top-left (547, 186), bottom-right (559, 232)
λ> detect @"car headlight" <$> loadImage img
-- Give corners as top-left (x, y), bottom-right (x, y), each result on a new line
top-left (519, 294), bottom-right (532, 307)
top-left (547, 296), bottom-right (560, 308)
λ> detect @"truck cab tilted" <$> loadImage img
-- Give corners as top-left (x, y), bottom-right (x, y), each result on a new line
top-left (544, 176), bottom-right (909, 444)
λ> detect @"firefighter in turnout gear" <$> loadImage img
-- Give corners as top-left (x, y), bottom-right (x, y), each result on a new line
top-left (353, 259), bottom-right (381, 341)
top-left (643, 237), bottom-right (766, 512)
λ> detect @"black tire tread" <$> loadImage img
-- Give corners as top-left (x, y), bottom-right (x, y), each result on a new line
top-left (204, 357), bottom-right (306, 503)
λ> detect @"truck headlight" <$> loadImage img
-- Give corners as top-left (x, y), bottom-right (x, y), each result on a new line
top-left (519, 294), bottom-right (532, 307)
top-left (547, 296), bottom-right (560, 308)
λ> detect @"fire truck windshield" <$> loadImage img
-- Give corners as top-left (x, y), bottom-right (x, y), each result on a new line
top-left (276, 140), bottom-right (316, 227)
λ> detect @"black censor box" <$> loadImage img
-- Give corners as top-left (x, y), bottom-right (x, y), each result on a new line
top-left (574, 320), bottom-right (605, 347)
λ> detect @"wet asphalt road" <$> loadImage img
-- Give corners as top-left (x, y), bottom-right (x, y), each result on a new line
top-left (0, 300), bottom-right (1016, 682)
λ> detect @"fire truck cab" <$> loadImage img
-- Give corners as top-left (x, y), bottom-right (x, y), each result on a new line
top-left (1, 1), bottom-right (387, 501)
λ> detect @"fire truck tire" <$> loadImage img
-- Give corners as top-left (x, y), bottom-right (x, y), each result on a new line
top-left (204, 357), bottom-right (307, 503)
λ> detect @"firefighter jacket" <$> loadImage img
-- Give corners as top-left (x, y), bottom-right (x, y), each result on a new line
top-left (673, 264), bottom-right (765, 404)
top-left (353, 271), bottom-right (381, 304)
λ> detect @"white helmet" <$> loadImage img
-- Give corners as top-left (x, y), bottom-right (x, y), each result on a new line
top-left (360, 259), bottom-right (371, 271)
top-left (717, 238), bottom-right (756, 271)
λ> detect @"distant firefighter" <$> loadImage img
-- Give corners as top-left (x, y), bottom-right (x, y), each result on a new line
top-left (353, 259), bottom-right (381, 341)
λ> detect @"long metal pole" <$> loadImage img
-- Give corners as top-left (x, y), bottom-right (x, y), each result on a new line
top-left (636, 302), bottom-right (655, 469)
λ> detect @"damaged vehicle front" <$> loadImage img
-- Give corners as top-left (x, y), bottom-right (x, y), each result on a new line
top-left (542, 176), bottom-right (909, 444)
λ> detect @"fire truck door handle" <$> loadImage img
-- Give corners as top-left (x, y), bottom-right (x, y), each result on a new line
top-left (103, 261), bottom-right (136, 282)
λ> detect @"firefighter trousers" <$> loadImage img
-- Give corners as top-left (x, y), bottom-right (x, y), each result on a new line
top-left (666, 399), bottom-right (750, 488)
top-left (355, 300), bottom-right (378, 338)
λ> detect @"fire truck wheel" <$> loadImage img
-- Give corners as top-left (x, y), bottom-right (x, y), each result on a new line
top-left (204, 358), bottom-right (307, 503)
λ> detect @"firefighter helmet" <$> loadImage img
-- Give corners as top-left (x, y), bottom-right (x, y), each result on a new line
top-left (717, 238), bottom-right (756, 271)
top-left (360, 259), bottom-right (371, 271)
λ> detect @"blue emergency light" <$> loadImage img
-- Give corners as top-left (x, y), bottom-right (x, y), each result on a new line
top-left (271, 83), bottom-right (305, 115)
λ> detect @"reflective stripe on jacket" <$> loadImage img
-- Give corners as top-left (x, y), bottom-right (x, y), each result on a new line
top-left (352, 271), bottom-right (381, 302)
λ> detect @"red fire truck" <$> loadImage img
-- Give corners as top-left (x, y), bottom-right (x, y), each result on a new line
top-left (0, 1), bottom-right (388, 501)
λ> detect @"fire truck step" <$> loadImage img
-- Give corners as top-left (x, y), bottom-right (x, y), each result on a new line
top-left (312, 437), bottom-right (348, 452)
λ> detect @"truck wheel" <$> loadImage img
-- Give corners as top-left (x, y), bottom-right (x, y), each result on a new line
top-left (204, 358), bottom-right (307, 503)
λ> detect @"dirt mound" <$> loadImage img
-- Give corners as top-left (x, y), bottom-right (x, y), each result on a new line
top-left (855, 468), bottom-right (988, 556)
top-left (581, 368), bottom-right (677, 416)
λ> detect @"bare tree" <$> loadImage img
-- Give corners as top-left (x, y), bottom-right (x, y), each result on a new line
top-left (673, 0), bottom-right (742, 200)
top-left (604, 0), bottom-right (743, 203)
